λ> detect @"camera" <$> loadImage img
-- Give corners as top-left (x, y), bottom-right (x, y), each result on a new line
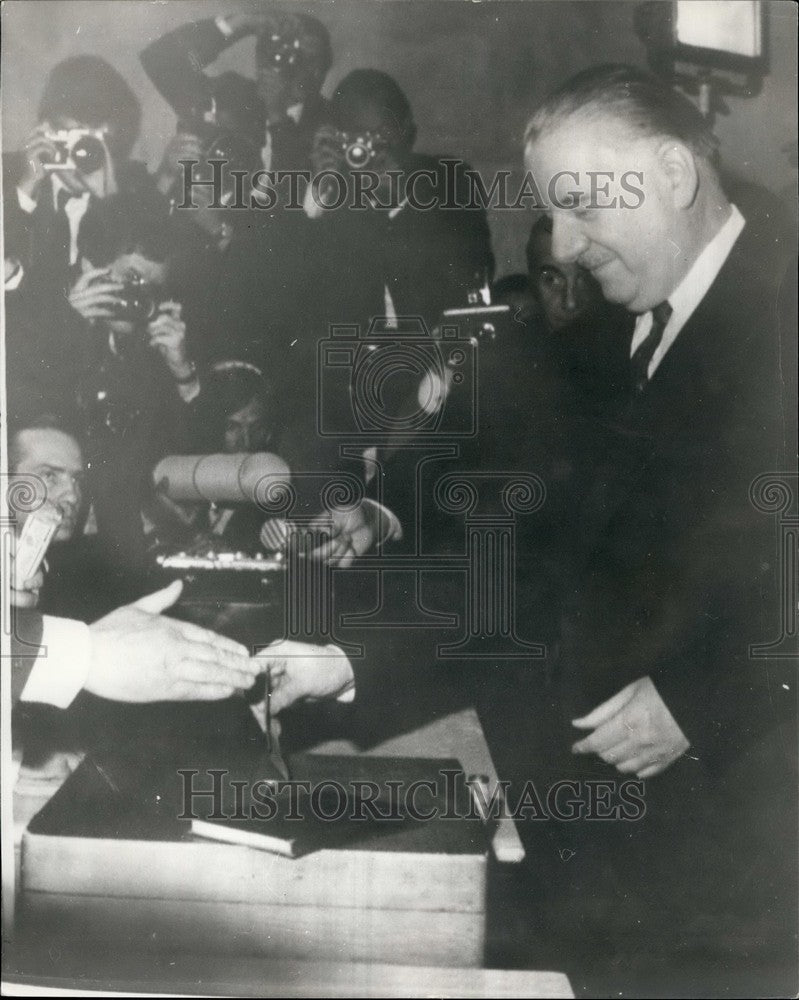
top-left (317, 316), bottom-right (478, 440)
top-left (312, 124), bottom-right (390, 173)
top-left (42, 128), bottom-right (108, 175)
top-left (259, 30), bottom-right (306, 71)
top-left (114, 275), bottom-right (157, 324)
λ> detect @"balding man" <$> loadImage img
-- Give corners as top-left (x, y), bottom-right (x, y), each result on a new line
top-left (519, 64), bottom-right (796, 987)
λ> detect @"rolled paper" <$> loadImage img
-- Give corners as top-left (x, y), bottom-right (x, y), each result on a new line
top-left (152, 453), bottom-right (291, 505)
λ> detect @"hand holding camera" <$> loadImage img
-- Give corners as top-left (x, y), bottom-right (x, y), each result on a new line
top-left (146, 301), bottom-right (195, 381)
top-left (68, 266), bottom-right (125, 322)
top-left (19, 124), bottom-right (62, 200)
top-left (19, 122), bottom-right (114, 201)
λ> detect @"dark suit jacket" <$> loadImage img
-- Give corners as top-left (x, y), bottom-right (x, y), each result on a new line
top-left (555, 211), bottom-right (797, 769)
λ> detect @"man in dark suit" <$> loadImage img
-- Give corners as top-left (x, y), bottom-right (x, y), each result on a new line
top-left (518, 64), bottom-right (797, 989)
top-left (257, 63), bottom-right (797, 992)
top-left (2, 56), bottom-right (149, 297)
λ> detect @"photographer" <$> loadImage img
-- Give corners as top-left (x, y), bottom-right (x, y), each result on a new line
top-left (65, 192), bottom-right (202, 595)
top-left (2, 56), bottom-right (150, 294)
top-left (303, 70), bottom-right (494, 329)
top-left (142, 8), bottom-right (332, 204)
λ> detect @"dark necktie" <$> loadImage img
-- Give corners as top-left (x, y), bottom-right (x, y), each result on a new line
top-left (52, 187), bottom-right (75, 267)
top-left (631, 300), bottom-right (672, 394)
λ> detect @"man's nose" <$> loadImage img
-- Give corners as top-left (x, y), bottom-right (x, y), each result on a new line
top-left (551, 214), bottom-right (588, 264)
top-left (56, 478), bottom-right (80, 510)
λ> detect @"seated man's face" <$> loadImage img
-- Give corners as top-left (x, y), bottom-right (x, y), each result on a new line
top-left (529, 230), bottom-right (603, 333)
top-left (13, 428), bottom-right (85, 542)
top-left (223, 396), bottom-right (271, 453)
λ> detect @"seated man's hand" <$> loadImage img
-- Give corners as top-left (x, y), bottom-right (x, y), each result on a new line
top-left (85, 580), bottom-right (261, 702)
top-left (571, 676), bottom-right (690, 779)
top-left (256, 639), bottom-right (354, 714)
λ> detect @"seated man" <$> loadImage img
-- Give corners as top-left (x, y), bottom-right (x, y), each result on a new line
top-left (6, 413), bottom-right (123, 621)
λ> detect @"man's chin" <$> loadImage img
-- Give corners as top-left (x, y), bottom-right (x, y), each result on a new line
top-left (54, 524), bottom-right (76, 543)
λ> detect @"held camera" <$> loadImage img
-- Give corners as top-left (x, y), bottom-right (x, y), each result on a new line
top-left (113, 274), bottom-right (157, 324)
top-left (42, 128), bottom-right (108, 175)
top-left (313, 124), bottom-right (391, 173)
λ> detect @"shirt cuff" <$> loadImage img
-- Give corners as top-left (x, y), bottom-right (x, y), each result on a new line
top-left (325, 644), bottom-right (356, 702)
top-left (16, 186), bottom-right (37, 215)
top-left (20, 616), bottom-right (91, 709)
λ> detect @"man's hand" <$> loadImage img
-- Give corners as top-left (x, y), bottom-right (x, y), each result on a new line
top-left (571, 676), bottom-right (690, 779)
top-left (68, 267), bottom-right (124, 322)
top-left (17, 124), bottom-right (66, 201)
top-left (148, 301), bottom-right (193, 378)
top-left (85, 580), bottom-right (262, 702)
top-left (255, 639), bottom-right (354, 714)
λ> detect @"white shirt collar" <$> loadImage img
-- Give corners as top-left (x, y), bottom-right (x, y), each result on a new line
top-left (631, 204), bottom-right (745, 379)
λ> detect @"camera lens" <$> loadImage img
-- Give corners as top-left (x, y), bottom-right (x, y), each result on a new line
top-left (71, 135), bottom-right (106, 175)
top-left (116, 280), bottom-right (156, 324)
top-left (345, 141), bottom-right (370, 169)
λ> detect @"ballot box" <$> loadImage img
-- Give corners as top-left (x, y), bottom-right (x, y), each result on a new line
top-left (20, 747), bottom-right (489, 968)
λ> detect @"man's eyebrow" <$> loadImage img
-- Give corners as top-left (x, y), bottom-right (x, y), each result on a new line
top-left (34, 463), bottom-right (84, 476)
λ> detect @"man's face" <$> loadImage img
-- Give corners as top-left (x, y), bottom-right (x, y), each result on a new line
top-left (13, 428), bottom-right (85, 541)
top-left (529, 231), bottom-right (603, 332)
top-left (223, 396), bottom-right (270, 453)
top-left (525, 115), bottom-right (683, 312)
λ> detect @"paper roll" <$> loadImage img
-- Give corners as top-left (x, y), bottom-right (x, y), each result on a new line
top-left (152, 453), bottom-right (291, 505)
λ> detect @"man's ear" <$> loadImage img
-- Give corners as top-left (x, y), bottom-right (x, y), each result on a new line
top-left (657, 139), bottom-right (699, 210)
